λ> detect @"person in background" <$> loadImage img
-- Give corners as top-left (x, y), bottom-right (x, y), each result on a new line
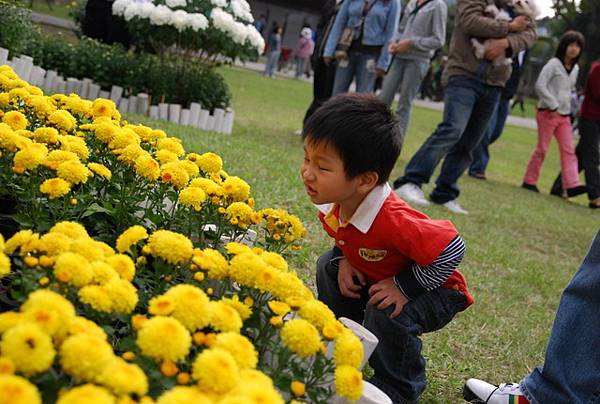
top-left (550, 59), bottom-right (600, 209)
top-left (254, 14), bottom-right (267, 37)
top-left (468, 51), bottom-right (527, 180)
top-left (293, 28), bottom-right (315, 79)
top-left (302, 0), bottom-right (345, 127)
top-left (323, 0), bottom-right (400, 95)
top-left (522, 31), bottom-right (586, 199)
top-left (379, 0), bottom-right (447, 138)
top-left (264, 25), bottom-right (283, 78)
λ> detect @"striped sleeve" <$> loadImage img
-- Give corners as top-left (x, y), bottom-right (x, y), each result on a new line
top-left (393, 235), bottom-right (466, 300)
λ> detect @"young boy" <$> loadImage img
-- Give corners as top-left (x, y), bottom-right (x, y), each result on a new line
top-left (301, 93), bottom-right (474, 403)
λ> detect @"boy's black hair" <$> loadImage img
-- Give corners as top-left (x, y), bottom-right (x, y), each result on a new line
top-left (302, 93), bottom-right (402, 184)
top-left (555, 30), bottom-right (585, 66)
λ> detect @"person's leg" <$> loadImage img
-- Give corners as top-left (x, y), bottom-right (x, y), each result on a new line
top-left (392, 76), bottom-right (480, 189)
top-left (303, 58), bottom-right (331, 124)
top-left (553, 116), bottom-right (582, 190)
top-left (469, 103), bottom-right (499, 176)
top-left (354, 52), bottom-right (377, 93)
top-left (315, 249), bottom-right (367, 324)
top-left (429, 84), bottom-right (500, 204)
top-left (523, 110), bottom-right (556, 186)
top-left (520, 231), bottom-right (600, 403)
top-left (395, 59), bottom-right (430, 136)
top-left (379, 57), bottom-right (404, 106)
top-left (331, 53), bottom-right (357, 96)
top-left (295, 57), bottom-right (303, 78)
top-left (364, 288), bottom-right (467, 402)
top-left (577, 119), bottom-right (600, 201)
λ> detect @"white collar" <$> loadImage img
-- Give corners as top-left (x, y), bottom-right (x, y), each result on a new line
top-left (315, 183), bottom-right (391, 234)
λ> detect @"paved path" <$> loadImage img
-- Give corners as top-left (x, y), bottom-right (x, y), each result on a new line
top-left (30, 11), bottom-right (77, 30)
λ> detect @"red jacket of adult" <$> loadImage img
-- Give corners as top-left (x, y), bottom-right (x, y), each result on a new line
top-left (580, 61), bottom-right (600, 121)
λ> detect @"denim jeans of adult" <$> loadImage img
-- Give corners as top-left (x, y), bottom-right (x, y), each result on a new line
top-left (316, 249), bottom-right (467, 402)
top-left (393, 75), bottom-right (500, 204)
top-left (332, 50), bottom-right (378, 95)
top-left (295, 57), bottom-right (308, 79)
top-left (520, 230), bottom-right (600, 404)
top-left (550, 118), bottom-right (600, 200)
top-left (264, 50), bottom-right (280, 77)
top-left (379, 57), bottom-right (429, 137)
top-left (469, 97), bottom-right (511, 175)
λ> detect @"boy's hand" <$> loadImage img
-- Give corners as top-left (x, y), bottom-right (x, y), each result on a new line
top-left (367, 277), bottom-right (409, 318)
top-left (338, 258), bottom-right (366, 299)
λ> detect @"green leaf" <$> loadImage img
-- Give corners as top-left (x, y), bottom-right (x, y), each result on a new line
top-left (80, 203), bottom-right (113, 218)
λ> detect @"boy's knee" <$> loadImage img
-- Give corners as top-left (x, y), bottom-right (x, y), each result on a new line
top-left (364, 305), bottom-right (415, 337)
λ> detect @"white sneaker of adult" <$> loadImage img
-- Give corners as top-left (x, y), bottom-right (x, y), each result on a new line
top-left (463, 379), bottom-right (528, 404)
top-left (395, 183), bottom-right (430, 206)
top-left (442, 199), bottom-right (468, 214)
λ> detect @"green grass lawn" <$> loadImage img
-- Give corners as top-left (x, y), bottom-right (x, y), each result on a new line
top-left (28, 0), bottom-right (74, 20)
top-left (128, 67), bottom-right (598, 402)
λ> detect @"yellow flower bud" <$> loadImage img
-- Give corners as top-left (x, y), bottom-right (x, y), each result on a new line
top-left (160, 360), bottom-right (178, 377)
top-left (38, 277), bottom-right (50, 287)
top-left (122, 351), bottom-right (136, 361)
top-left (269, 316), bottom-right (283, 327)
top-left (24, 256), bottom-right (39, 267)
top-left (176, 372), bottom-right (190, 385)
top-left (39, 255), bottom-right (54, 267)
top-left (193, 272), bottom-right (205, 282)
top-left (69, 198), bottom-right (78, 205)
top-left (132, 314), bottom-right (147, 331)
top-left (291, 381), bottom-right (306, 397)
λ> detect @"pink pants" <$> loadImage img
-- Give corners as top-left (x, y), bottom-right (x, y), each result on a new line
top-left (523, 110), bottom-right (581, 189)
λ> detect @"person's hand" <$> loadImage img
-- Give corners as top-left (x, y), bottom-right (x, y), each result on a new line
top-left (337, 258), bottom-right (366, 299)
top-left (375, 68), bottom-right (386, 78)
top-left (389, 39), bottom-right (411, 55)
top-left (484, 38), bottom-right (509, 61)
top-left (367, 277), bottom-right (409, 318)
top-left (323, 56), bottom-right (333, 66)
top-left (508, 15), bottom-right (530, 32)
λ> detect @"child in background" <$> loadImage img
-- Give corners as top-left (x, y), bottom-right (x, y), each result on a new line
top-left (293, 28), bottom-right (314, 79)
top-left (301, 93), bottom-right (473, 403)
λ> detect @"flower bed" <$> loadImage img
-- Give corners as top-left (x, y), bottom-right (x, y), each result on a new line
top-left (0, 65), bottom-right (365, 403)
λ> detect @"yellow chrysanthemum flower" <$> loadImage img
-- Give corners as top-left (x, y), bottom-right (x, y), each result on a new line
top-left (134, 153), bottom-right (161, 181)
top-left (195, 152), bottom-right (223, 174)
top-left (92, 98), bottom-right (117, 118)
top-left (56, 384), bottom-right (115, 404)
top-left (39, 178), bottom-right (71, 199)
top-left (155, 386), bottom-right (213, 404)
top-left (108, 128), bottom-right (140, 150)
top-left (137, 316), bottom-right (191, 363)
top-left (0, 254), bottom-right (11, 278)
top-left (154, 149), bottom-right (179, 165)
top-left (189, 177), bottom-right (223, 197)
top-left (115, 225), bottom-right (148, 254)
top-left (147, 230), bottom-right (193, 265)
top-left (261, 251), bottom-right (288, 272)
top-left (103, 278), bottom-right (138, 313)
top-left (165, 284), bottom-right (211, 331)
top-left (56, 159), bottom-right (91, 184)
top-left (0, 374), bottom-right (41, 404)
top-left (60, 333), bottom-right (115, 382)
top-left (21, 305), bottom-right (61, 336)
top-left (157, 137), bottom-right (185, 156)
top-left (89, 121), bottom-right (119, 143)
top-left (42, 150), bottom-right (79, 170)
top-left (36, 231), bottom-right (72, 256)
top-left (59, 135), bottom-right (89, 160)
top-left (0, 357), bottom-right (15, 375)
top-left (322, 320), bottom-right (346, 341)
top-left (335, 365), bottom-right (363, 401)
top-left (148, 295), bottom-right (176, 316)
top-left (209, 301), bottom-right (243, 333)
top-left (54, 252), bottom-right (93, 287)
top-left (13, 143), bottom-right (48, 169)
top-left (212, 332), bottom-right (258, 370)
top-left (179, 159), bottom-right (199, 178)
top-left (0, 323), bottom-right (55, 376)
top-left (228, 252), bottom-right (265, 287)
top-left (98, 358), bottom-right (148, 396)
top-left (267, 301), bottom-right (291, 317)
top-left (90, 261), bottom-right (119, 284)
top-left (280, 319), bottom-right (322, 358)
top-left (160, 161), bottom-right (190, 189)
top-left (222, 371), bottom-right (284, 404)
top-left (67, 316), bottom-right (107, 340)
top-left (192, 348), bottom-right (239, 394)
top-left (192, 248), bottom-right (229, 280)
top-left (88, 162), bottom-right (112, 180)
top-left (297, 299), bottom-right (336, 331)
top-left (222, 176), bottom-right (250, 201)
top-left (178, 186), bottom-right (207, 211)
top-left (49, 221), bottom-right (88, 239)
top-left (78, 285), bottom-right (113, 313)
top-left (20, 289), bottom-right (75, 339)
top-left (48, 110), bottom-right (76, 132)
top-left (33, 126), bottom-right (59, 144)
top-left (105, 254), bottom-right (136, 281)
top-left (333, 329), bottom-right (364, 369)
top-left (220, 295), bottom-right (252, 321)
top-left (2, 111), bottom-right (28, 130)
top-left (69, 237), bottom-right (106, 262)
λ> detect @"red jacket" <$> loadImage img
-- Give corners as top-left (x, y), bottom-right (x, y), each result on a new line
top-left (580, 62), bottom-right (600, 121)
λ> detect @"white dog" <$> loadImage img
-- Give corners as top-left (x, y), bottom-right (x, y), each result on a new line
top-left (471, 0), bottom-right (540, 66)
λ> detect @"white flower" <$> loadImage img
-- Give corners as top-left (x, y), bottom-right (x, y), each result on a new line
top-left (170, 9), bottom-right (189, 31)
top-left (123, 3), bottom-right (143, 21)
top-left (112, 0), bottom-right (132, 16)
top-left (137, 2), bottom-right (156, 19)
top-left (231, 20), bottom-right (249, 44)
top-left (166, 0), bottom-right (187, 8)
top-left (189, 13), bottom-right (209, 31)
top-left (211, 0), bottom-right (227, 7)
top-left (230, 0), bottom-right (253, 22)
top-left (246, 24), bottom-right (265, 53)
top-left (211, 8), bottom-right (235, 34)
top-left (150, 4), bottom-right (172, 25)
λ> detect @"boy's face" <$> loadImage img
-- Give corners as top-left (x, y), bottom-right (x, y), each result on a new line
top-left (300, 139), bottom-right (364, 205)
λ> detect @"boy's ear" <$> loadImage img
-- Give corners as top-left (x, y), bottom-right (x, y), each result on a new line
top-left (358, 171), bottom-right (379, 192)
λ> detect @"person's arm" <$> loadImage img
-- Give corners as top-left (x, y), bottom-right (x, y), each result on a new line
top-left (408, 1), bottom-right (447, 52)
top-left (393, 235), bottom-right (466, 300)
top-left (505, 20), bottom-right (537, 57)
top-left (376, 0), bottom-right (401, 71)
top-left (323, 0), bottom-right (351, 59)
top-left (535, 60), bottom-right (560, 111)
top-left (457, 0), bottom-right (509, 38)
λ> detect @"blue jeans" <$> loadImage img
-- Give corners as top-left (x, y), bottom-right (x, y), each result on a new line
top-left (295, 57), bottom-right (307, 79)
top-left (264, 50), bottom-right (280, 77)
top-left (316, 249), bottom-right (467, 402)
top-left (393, 75), bottom-right (501, 204)
top-left (332, 51), bottom-right (378, 95)
top-left (469, 97), bottom-right (511, 175)
top-left (379, 57), bottom-right (430, 137)
top-left (521, 231), bottom-right (600, 404)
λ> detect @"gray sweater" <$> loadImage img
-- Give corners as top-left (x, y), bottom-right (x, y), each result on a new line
top-left (535, 57), bottom-right (579, 115)
top-left (394, 0), bottom-right (447, 61)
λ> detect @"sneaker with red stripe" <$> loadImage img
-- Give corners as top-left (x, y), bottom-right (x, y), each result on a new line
top-left (463, 379), bottom-right (530, 404)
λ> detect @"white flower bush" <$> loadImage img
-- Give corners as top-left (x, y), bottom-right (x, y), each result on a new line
top-left (112, 0), bottom-right (264, 63)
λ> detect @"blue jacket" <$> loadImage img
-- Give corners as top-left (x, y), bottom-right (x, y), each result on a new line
top-left (323, 0), bottom-right (400, 70)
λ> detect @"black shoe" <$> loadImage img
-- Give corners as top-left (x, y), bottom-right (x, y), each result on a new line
top-left (565, 185), bottom-right (587, 198)
top-left (590, 201), bottom-right (600, 209)
top-left (468, 172), bottom-right (486, 180)
top-left (521, 182), bottom-right (540, 193)
top-left (367, 377), bottom-right (417, 404)
top-left (550, 187), bottom-right (564, 197)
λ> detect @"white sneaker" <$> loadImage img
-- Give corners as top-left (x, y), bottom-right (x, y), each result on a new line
top-left (395, 183), bottom-right (429, 206)
top-left (463, 379), bottom-right (528, 403)
top-left (442, 199), bottom-right (468, 214)
top-left (294, 129), bottom-right (302, 135)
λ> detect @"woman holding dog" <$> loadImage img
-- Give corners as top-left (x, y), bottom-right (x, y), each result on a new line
top-left (522, 31), bottom-right (586, 198)
top-left (322, 0), bottom-right (400, 95)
